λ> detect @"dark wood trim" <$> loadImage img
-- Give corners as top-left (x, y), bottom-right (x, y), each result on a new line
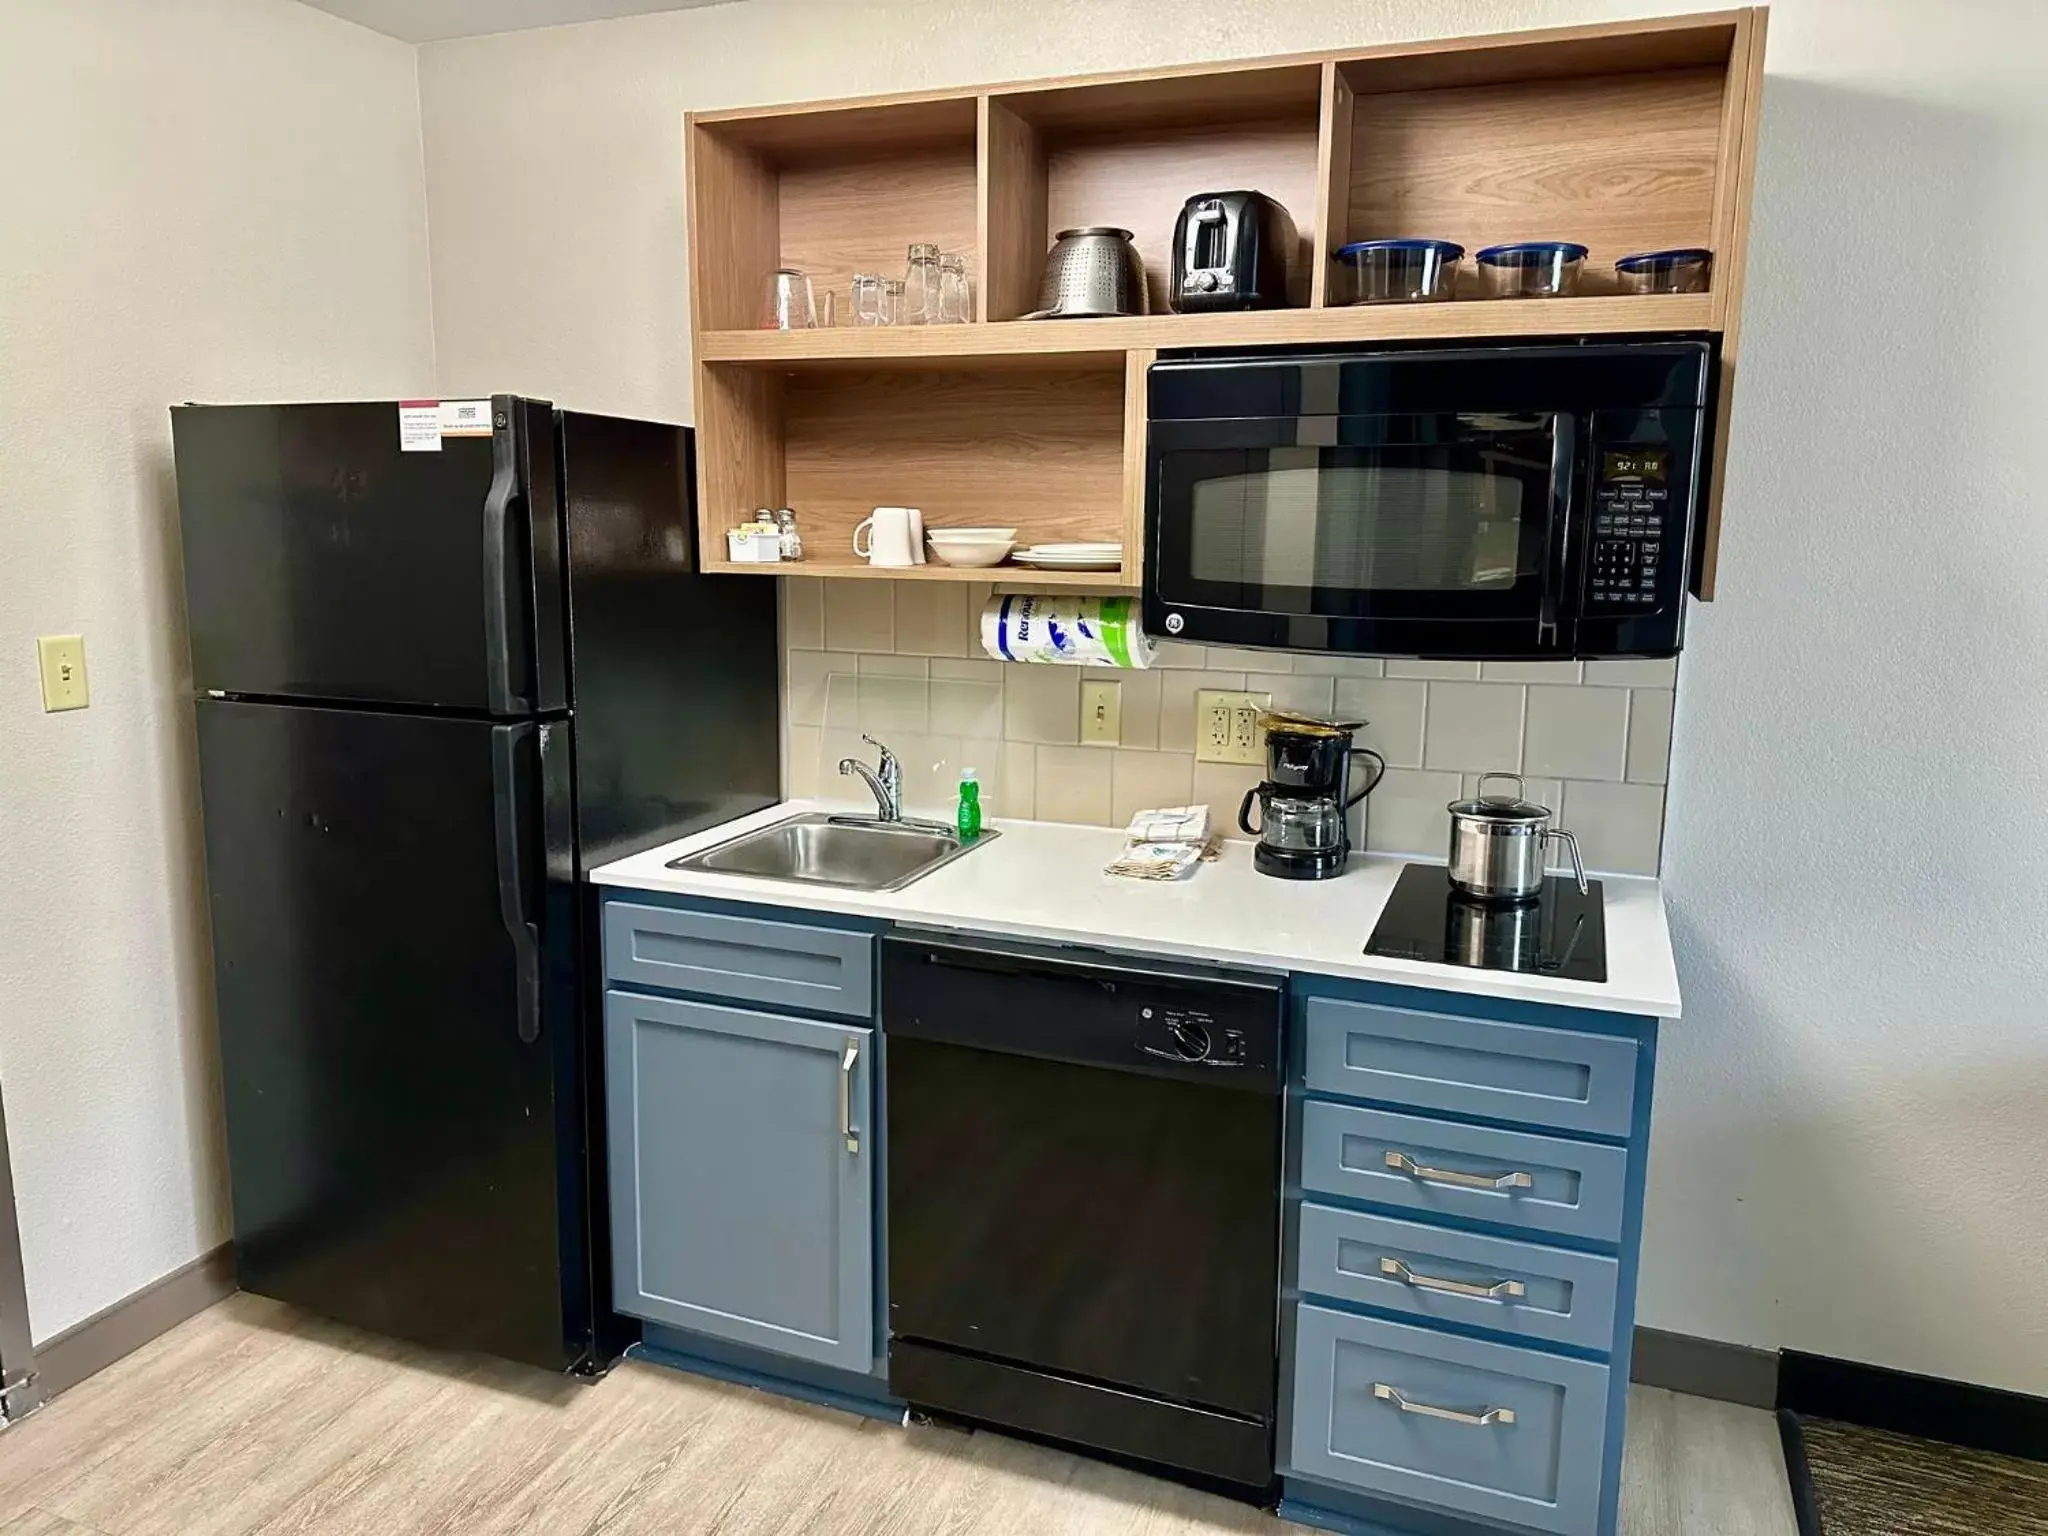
top-left (0, 1073), bottom-right (40, 1419)
top-left (1631, 1325), bottom-right (1780, 1409)
top-left (1777, 1409), bottom-right (1824, 1536)
top-left (31, 1243), bottom-right (236, 1402)
top-left (1779, 1349), bottom-right (2048, 1464)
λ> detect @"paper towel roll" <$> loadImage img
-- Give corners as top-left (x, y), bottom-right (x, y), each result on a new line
top-left (979, 594), bottom-right (1157, 668)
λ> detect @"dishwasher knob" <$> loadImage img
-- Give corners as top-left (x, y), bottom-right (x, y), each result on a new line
top-left (1169, 1019), bottom-right (1212, 1061)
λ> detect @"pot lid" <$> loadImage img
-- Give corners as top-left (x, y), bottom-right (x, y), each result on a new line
top-left (1447, 772), bottom-right (1552, 823)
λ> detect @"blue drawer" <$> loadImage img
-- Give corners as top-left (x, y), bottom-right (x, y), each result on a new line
top-left (603, 900), bottom-right (875, 1019)
top-left (1301, 1101), bottom-right (1628, 1246)
top-left (1294, 1202), bottom-right (1619, 1354)
top-left (1303, 997), bottom-right (1638, 1138)
top-left (1288, 1303), bottom-right (1608, 1536)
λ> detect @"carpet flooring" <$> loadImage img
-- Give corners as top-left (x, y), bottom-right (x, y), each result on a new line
top-left (1794, 1417), bottom-right (2048, 1535)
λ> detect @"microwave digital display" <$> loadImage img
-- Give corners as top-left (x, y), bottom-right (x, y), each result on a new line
top-left (1602, 449), bottom-right (1668, 482)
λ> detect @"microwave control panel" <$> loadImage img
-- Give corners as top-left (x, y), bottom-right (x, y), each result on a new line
top-left (1586, 447), bottom-right (1670, 610)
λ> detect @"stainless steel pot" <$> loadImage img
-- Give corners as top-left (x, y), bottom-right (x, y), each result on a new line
top-left (1445, 773), bottom-right (1587, 902)
top-left (1022, 227), bottom-right (1150, 319)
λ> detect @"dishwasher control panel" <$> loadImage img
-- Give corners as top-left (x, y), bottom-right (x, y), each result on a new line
top-left (883, 929), bottom-right (1285, 1086)
top-left (1137, 1005), bottom-right (1250, 1067)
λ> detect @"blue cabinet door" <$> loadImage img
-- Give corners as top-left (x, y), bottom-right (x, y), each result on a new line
top-left (606, 989), bottom-right (873, 1372)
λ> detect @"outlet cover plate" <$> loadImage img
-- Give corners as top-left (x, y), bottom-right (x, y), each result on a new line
top-left (1196, 689), bottom-right (1270, 765)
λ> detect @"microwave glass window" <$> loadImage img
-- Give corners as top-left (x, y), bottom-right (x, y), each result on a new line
top-left (1189, 462), bottom-right (1523, 593)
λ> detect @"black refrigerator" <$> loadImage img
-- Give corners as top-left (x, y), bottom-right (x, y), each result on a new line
top-left (172, 396), bottom-right (780, 1372)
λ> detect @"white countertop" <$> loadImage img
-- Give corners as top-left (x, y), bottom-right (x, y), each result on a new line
top-left (589, 802), bottom-right (1681, 1018)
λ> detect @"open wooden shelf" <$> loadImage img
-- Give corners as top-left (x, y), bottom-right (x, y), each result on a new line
top-left (697, 293), bottom-right (1717, 367)
top-left (685, 9), bottom-right (1767, 597)
top-left (709, 557), bottom-right (1134, 589)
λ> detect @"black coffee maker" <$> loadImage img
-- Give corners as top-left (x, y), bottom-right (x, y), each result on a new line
top-left (1237, 713), bottom-right (1385, 880)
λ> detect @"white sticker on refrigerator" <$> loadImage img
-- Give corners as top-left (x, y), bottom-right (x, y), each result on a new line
top-left (439, 399), bottom-right (493, 437)
top-left (398, 401), bottom-right (441, 452)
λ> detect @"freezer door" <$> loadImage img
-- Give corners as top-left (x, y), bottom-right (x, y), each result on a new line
top-left (195, 698), bottom-right (587, 1370)
top-left (171, 398), bottom-right (564, 714)
top-left (558, 410), bottom-right (781, 868)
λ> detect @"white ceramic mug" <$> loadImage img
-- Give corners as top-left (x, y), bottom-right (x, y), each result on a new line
top-left (854, 506), bottom-right (919, 567)
top-left (906, 506), bottom-right (927, 564)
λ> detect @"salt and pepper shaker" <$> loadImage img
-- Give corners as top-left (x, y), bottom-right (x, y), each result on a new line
top-left (776, 507), bottom-right (804, 561)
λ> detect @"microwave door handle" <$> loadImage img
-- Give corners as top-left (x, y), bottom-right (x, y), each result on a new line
top-left (1538, 414), bottom-right (1578, 648)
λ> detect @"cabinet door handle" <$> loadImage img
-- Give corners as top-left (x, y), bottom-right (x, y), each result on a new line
top-left (1379, 1256), bottom-right (1526, 1301)
top-left (1385, 1150), bottom-right (1533, 1191)
top-left (840, 1038), bottom-right (860, 1154)
top-left (1374, 1383), bottom-right (1516, 1427)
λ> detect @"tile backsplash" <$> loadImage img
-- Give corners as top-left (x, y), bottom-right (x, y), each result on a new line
top-left (779, 579), bottom-right (1676, 875)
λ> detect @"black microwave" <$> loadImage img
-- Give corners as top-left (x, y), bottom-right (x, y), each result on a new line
top-left (1141, 340), bottom-right (1714, 659)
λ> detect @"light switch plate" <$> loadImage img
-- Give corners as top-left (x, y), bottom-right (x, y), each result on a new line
top-left (37, 634), bottom-right (89, 712)
top-left (1195, 689), bottom-right (1270, 765)
top-left (1080, 678), bottom-right (1121, 745)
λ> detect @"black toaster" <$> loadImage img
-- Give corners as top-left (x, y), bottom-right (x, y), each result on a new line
top-left (1170, 190), bottom-right (1297, 312)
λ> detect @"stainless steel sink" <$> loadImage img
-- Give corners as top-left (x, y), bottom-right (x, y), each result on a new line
top-left (666, 812), bottom-right (998, 893)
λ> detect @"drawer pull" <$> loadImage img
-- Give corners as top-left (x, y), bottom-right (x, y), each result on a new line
top-left (840, 1038), bottom-right (861, 1153)
top-left (1379, 1256), bottom-right (1526, 1301)
top-left (1385, 1150), bottom-right (1533, 1191)
top-left (1373, 1382), bottom-right (1517, 1428)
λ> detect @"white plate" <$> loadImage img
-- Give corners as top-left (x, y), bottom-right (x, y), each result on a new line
top-left (1018, 542), bottom-right (1121, 558)
top-left (1012, 552), bottom-right (1124, 571)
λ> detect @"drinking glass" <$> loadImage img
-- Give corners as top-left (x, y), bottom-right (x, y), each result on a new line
top-left (901, 243), bottom-right (942, 326)
top-left (938, 253), bottom-right (972, 323)
top-left (878, 278), bottom-right (904, 327)
top-left (851, 272), bottom-right (885, 326)
top-left (762, 268), bottom-right (816, 330)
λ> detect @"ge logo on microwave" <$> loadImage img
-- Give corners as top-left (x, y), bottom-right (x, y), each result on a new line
top-left (1164, 612), bottom-right (1185, 634)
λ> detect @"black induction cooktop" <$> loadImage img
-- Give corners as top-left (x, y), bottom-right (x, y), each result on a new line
top-left (1365, 865), bottom-right (1608, 983)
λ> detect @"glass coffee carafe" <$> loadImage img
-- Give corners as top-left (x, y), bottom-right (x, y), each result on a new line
top-left (1238, 712), bottom-right (1384, 880)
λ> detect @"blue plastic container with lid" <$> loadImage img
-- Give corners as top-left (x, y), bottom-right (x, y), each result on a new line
top-left (1332, 238), bottom-right (1464, 304)
top-left (1475, 241), bottom-right (1589, 298)
top-left (1615, 247), bottom-right (1713, 293)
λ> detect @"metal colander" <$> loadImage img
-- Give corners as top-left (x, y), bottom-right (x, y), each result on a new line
top-left (1023, 227), bottom-right (1150, 319)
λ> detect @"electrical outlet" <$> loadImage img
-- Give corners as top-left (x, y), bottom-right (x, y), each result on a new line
top-left (1080, 678), bottom-right (1121, 745)
top-left (37, 634), bottom-right (89, 712)
top-left (1195, 689), bottom-right (1270, 765)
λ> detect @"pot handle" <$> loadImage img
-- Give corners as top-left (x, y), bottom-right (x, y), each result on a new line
top-left (1477, 771), bottom-right (1525, 802)
top-left (1546, 828), bottom-right (1589, 895)
top-left (1346, 748), bottom-right (1387, 808)
top-left (1237, 787), bottom-right (1262, 836)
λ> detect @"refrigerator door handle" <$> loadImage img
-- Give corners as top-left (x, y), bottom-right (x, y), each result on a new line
top-left (483, 419), bottom-right (528, 716)
top-left (491, 723), bottom-right (542, 1044)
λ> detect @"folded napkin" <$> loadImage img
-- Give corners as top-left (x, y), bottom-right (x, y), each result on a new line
top-left (1106, 806), bottom-right (1221, 881)
top-left (1123, 805), bottom-right (1211, 845)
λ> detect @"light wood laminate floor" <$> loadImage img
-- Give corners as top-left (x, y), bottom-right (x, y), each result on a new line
top-left (0, 1295), bottom-right (1796, 1535)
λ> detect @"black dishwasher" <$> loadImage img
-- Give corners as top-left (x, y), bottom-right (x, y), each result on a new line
top-left (882, 930), bottom-right (1284, 1497)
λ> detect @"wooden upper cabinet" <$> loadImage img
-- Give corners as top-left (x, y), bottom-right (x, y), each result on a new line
top-left (683, 8), bottom-right (1767, 595)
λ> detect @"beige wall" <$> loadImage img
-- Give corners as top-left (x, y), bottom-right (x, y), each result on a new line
top-left (416, 0), bottom-right (2048, 1395)
top-left (0, 0), bottom-right (435, 1340)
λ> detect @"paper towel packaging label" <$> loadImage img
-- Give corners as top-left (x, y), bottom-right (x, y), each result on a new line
top-left (982, 594), bottom-right (1155, 668)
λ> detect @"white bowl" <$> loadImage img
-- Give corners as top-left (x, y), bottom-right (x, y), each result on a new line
top-left (926, 526), bottom-right (1018, 543)
top-left (926, 538), bottom-right (1016, 568)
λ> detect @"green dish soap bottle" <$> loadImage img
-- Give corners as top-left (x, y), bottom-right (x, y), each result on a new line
top-left (956, 768), bottom-right (983, 843)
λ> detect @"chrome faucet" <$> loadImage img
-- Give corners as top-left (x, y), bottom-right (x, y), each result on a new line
top-left (838, 734), bottom-right (903, 822)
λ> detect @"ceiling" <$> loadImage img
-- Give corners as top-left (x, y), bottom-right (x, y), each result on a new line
top-left (299, 0), bottom-right (739, 44)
